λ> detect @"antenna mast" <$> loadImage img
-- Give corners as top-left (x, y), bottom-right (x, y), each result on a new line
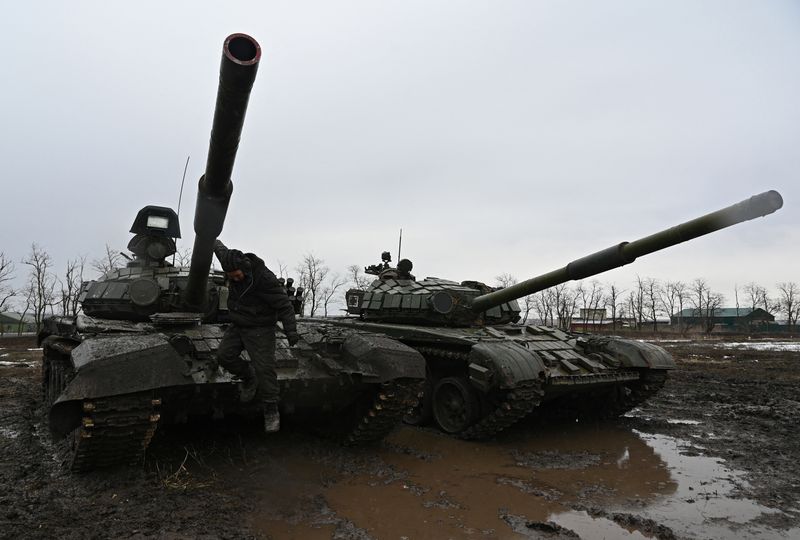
top-left (397, 228), bottom-right (403, 261)
top-left (173, 155), bottom-right (190, 265)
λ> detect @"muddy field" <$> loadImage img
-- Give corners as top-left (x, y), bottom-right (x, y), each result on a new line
top-left (1, 335), bottom-right (798, 539)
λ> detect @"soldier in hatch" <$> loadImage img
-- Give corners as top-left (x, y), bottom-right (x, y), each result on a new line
top-left (213, 240), bottom-right (299, 433)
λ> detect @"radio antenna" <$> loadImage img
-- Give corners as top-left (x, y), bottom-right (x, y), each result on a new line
top-left (177, 155), bottom-right (190, 217)
top-left (173, 155), bottom-right (190, 265)
top-left (397, 228), bottom-right (403, 261)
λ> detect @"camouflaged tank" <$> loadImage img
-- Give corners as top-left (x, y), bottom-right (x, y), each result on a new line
top-left (323, 191), bottom-right (783, 439)
top-left (38, 34), bottom-right (424, 472)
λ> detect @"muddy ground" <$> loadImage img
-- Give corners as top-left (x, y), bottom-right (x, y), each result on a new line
top-left (1, 335), bottom-right (798, 539)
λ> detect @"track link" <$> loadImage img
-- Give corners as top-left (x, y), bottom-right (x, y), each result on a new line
top-left (459, 381), bottom-right (545, 440)
top-left (608, 370), bottom-right (668, 417)
top-left (70, 393), bottom-right (161, 472)
top-left (342, 380), bottom-right (422, 446)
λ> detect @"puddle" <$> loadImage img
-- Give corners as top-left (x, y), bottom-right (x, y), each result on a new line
top-left (715, 342), bottom-right (800, 352)
top-left (27, 348), bottom-right (42, 351)
top-left (244, 424), bottom-right (797, 539)
top-left (0, 360), bottom-right (34, 367)
top-left (621, 431), bottom-right (796, 539)
top-left (666, 419), bottom-right (702, 425)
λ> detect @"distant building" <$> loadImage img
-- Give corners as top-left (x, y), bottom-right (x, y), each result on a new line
top-left (0, 312), bottom-right (36, 334)
top-left (579, 308), bottom-right (606, 321)
top-left (670, 307), bottom-right (774, 328)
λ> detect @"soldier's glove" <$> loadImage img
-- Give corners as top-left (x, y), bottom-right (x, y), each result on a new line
top-left (286, 332), bottom-right (300, 346)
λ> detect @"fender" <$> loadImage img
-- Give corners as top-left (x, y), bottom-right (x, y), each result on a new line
top-left (340, 334), bottom-right (426, 383)
top-left (50, 333), bottom-right (194, 437)
top-left (582, 337), bottom-right (676, 370)
top-left (468, 341), bottom-right (546, 391)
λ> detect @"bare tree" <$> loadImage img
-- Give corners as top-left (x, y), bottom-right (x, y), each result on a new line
top-left (493, 274), bottom-right (535, 324)
top-left (320, 273), bottom-right (348, 317)
top-left (627, 276), bottom-right (647, 330)
top-left (272, 259), bottom-right (288, 280)
top-left (742, 282), bottom-right (773, 313)
top-left (347, 264), bottom-right (373, 290)
top-left (776, 282), bottom-right (800, 331)
top-left (59, 256), bottom-right (86, 317)
top-left (22, 243), bottom-right (57, 333)
top-left (660, 280), bottom-right (687, 334)
top-left (552, 283), bottom-right (578, 331)
top-left (174, 248), bottom-right (192, 267)
top-left (690, 278), bottom-right (724, 334)
top-left (576, 280), bottom-right (605, 330)
top-left (689, 278), bottom-right (708, 332)
top-left (0, 252), bottom-right (16, 315)
top-left (17, 281), bottom-right (36, 336)
top-left (520, 294), bottom-right (535, 324)
top-left (92, 243), bottom-right (124, 276)
top-left (295, 253), bottom-right (329, 317)
top-left (532, 290), bottom-right (554, 326)
top-left (644, 277), bottom-right (662, 333)
top-left (605, 284), bottom-right (625, 331)
top-left (705, 291), bottom-right (725, 333)
top-left (494, 273), bottom-right (517, 289)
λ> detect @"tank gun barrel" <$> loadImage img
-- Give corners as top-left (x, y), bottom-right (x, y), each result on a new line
top-left (184, 34), bottom-right (261, 310)
top-left (470, 190), bottom-right (783, 314)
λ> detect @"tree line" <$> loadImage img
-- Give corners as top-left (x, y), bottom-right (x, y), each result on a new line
top-left (1, 243), bottom-right (798, 334)
top-left (494, 273), bottom-right (800, 333)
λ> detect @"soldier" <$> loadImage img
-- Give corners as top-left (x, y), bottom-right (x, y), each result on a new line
top-left (396, 259), bottom-right (416, 281)
top-left (213, 240), bottom-right (299, 433)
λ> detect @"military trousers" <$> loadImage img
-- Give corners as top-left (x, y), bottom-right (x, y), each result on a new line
top-left (217, 325), bottom-right (278, 404)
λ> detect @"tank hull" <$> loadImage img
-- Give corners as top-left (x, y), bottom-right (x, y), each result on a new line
top-left (40, 316), bottom-right (424, 471)
top-left (306, 318), bottom-right (673, 438)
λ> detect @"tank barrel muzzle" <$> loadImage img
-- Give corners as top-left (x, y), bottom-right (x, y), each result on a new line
top-left (470, 190), bottom-right (783, 313)
top-left (184, 33), bottom-right (261, 310)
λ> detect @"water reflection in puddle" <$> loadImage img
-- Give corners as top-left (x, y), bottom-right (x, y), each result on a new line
top-left (249, 424), bottom-right (797, 539)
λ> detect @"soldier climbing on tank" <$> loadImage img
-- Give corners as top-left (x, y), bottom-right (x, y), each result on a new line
top-left (213, 239), bottom-right (299, 433)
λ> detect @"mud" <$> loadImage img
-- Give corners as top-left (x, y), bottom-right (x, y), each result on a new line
top-left (1, 335), bottom-right (799, 539)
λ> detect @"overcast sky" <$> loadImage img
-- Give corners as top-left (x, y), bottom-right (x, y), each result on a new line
top-left (1, 1), bottom-right (798, 309)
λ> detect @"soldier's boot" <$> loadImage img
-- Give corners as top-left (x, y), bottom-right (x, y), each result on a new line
top-left (263, 402), bottom-right (280, 433)
top-left (239, 365), bottom-right (258, 403)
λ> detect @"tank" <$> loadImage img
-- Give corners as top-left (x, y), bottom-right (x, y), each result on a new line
top-left (319, 190), bottom-right (784, 438)
top-left (38, 33), bottom-right (425, 472)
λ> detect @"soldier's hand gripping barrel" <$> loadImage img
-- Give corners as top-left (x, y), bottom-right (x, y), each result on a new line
top-left (184, 34), bottom-right (261, 310)
top-left (471, 190), bottom-right (784, 313)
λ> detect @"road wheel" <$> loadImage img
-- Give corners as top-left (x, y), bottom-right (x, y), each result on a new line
top-left (432, 376), bottom-right (478, 434)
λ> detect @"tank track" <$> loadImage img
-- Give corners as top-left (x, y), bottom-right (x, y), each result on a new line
top-left (415, 345), bottom-right (545, 440)
top-left (342, 380), bottom-right (422, 446)
top-left (606, 369), bottom-right (668, 417)
top-left (541, 369), bottom-right (669, 423)
top-left (43, 340), bottom-right (161, 472)
top-left (69, 393), bottom-right (161, 472)
top-left (459, 381), bottom-right (545, 440)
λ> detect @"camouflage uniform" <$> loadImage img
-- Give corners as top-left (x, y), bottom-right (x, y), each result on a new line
top-left (213, 241), bottom-right (298, 406)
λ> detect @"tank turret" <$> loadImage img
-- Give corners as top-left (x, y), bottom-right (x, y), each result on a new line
top-left (79, 34), bottom-right (261, 321)
top-left (346, 190), bottom-right (783, 326)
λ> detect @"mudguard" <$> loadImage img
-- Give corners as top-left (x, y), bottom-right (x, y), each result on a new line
top-left (340, 334), bottom-right (426, 383)
top-left (468, 341), bottom-right (546, 391)
top-left (50, 333), bottom-right (193, 437)
top-left (582, 337), bottom-right (676, 370)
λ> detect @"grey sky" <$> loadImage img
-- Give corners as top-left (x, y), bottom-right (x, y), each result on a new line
top-left (1, 1), bottom-right (798, 308)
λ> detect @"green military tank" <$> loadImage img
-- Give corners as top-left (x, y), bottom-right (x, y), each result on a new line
top-left (39, 33), bottom-right (424, 472)
top-left (318, 191), bottom-right (783, 438)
